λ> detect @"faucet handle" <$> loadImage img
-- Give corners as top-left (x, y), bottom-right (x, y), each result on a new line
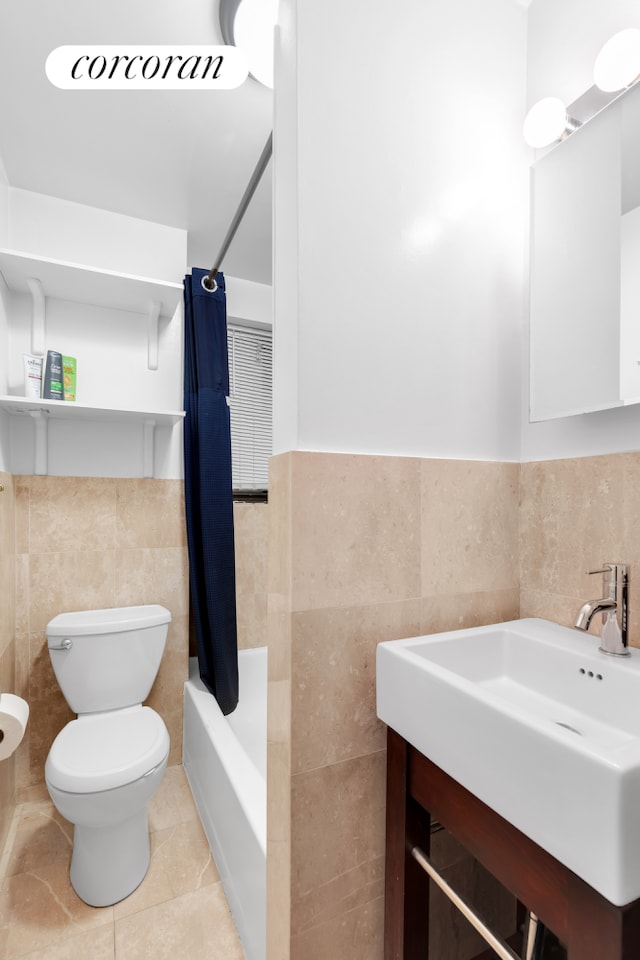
top-left (586, 563), bottom-right (628, 581)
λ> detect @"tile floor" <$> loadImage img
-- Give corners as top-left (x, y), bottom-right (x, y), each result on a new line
top-left (0, 765), bottom-right (246, 960)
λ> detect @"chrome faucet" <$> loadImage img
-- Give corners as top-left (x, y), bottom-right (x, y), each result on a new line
top-left (574, 563), bottom-right (629, 656)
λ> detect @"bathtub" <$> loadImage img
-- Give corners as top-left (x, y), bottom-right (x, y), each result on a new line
top-left (183, 648), bottom-right (267, 960)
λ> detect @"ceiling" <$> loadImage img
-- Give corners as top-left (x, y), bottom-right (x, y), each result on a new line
top-left (0, 0), bottom-right (274, 284)
top-left (0, 1), bottom-right (537, 288)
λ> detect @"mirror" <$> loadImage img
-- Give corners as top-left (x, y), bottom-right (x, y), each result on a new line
top-left (529, 80), bottom-right (640, 421)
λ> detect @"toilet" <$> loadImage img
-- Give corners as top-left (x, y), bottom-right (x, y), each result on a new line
top-left (44, 604), bottom-right (171, 907)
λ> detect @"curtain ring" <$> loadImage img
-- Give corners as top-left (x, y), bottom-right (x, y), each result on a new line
top-left (201, 275), bottom-right (218, 293)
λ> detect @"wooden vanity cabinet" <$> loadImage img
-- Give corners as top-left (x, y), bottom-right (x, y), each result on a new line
top-left (384, 728), bottom-right (640, 960)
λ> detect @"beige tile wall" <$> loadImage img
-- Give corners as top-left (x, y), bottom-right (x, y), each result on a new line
top-left (234, 502), bottom-right (269, 650)
top-left (187, 502), bottom-right (268, 659)
top-left (520, 453), bottom-right (640, 646)
top-left (9, 482), bottom-right (268, 802)
top-left (267, 452), bottom-right (520, 960)
top-left (0, 472), bottom-right (16, 853)
top-left (13, 476), bottom-right (189, 801)
top-left (5, 450), bottom-right (629, 959)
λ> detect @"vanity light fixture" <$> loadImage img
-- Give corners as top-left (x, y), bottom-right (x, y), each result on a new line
top-left (219, 0), bottom-right (279, 88)
top-left (593, 28), bottom-right (640, 93)
top-left (522, 96), bottom-right (580, 149)
top-left (524, 25), bottom-right (640, 148)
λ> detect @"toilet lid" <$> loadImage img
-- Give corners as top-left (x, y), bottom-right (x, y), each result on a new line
top-left (45, 706), bottom-right (170, 794)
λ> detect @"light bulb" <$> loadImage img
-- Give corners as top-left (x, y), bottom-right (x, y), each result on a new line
top-left (233, 0), bottom-right (279, 89)
top-left (523, 97), bottom-right (569, 149)
top-left (594, 28), bottom-right (640, 93)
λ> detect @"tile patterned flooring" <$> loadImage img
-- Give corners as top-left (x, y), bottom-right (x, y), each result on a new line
top-left (0, 765), bottom-right (246, 960)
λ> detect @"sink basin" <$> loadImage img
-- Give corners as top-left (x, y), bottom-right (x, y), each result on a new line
top-left (376, 617), bottom-right (640, 906)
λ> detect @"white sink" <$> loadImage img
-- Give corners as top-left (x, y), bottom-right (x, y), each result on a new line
top-left (376, 618), bottom-right (640, 906)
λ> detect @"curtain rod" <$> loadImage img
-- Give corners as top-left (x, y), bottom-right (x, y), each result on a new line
top-left (202, 131), bottom-right (273, 292)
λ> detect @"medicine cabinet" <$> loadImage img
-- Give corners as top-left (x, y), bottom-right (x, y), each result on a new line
top-left (529, 80), bottom-right (640, 421)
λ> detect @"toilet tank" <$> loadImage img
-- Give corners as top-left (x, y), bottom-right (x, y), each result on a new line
top-left (46, 605), bottom-right (171, 714)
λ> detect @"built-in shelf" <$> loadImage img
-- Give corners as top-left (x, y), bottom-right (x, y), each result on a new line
top-left (0, 248), bottom-right (185, 477)
top-left (0, 396), bottom-right (185, 478)
top-left (0, 395), bottom-right (184, 426)
top-left (0, 248), bottom-right (183, 318)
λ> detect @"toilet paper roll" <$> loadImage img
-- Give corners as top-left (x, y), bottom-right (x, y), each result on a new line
top-left (0, 693), bottom-right (29, 761)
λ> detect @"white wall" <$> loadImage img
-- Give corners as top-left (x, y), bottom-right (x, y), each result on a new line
top-left (226, 275), bottom-right (272, 328)
top-left (0, 154), bottom-right (10, 470)
top-left (272, 1), bottom-right (299, 460)
top-left (522, 0), bottom-right (640, 461)
top-left (0, 153), bottom-right (8, 248)
top-left (7, 188), bottom-right (186, 282)
top-left (273, 0), bottom-right (528, 462)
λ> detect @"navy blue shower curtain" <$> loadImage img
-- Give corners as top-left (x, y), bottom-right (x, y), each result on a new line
top-left (183, 268), bottom-right (238, 715)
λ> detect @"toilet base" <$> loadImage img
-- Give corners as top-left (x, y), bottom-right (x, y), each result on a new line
top-left (71, 809), bottom-right (151, 907)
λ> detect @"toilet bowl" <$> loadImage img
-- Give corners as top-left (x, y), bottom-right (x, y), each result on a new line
top-left (44, 605), bottom-right (171, 907)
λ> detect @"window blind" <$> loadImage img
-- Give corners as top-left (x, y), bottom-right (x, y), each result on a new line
top-left (227, 323), bottom-right (272, 491)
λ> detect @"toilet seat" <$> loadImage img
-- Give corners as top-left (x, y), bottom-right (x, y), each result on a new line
top-left (46, 705), bottom-right (169, 794)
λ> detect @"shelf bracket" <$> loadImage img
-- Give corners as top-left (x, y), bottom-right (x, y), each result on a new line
top-left (29, 409), bottom-right (48, 476)
top-left (143, 419), bottom-right (155, 478)
top-left (27, 277), bottom-right (45, 357)
top-left (147, 301), bottom-right (161, 371)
